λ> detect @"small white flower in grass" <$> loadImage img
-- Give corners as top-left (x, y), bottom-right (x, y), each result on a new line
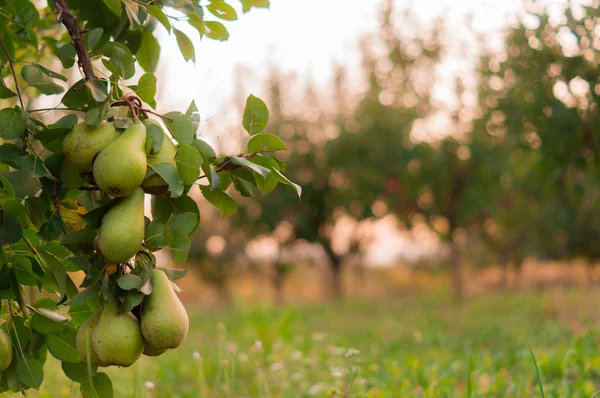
top-left (238, 353), bottom-right (249, 362)
top-left (290, 372), bottom-right (304, 381)
top-left (308, 383), bottom-right (326, 395)
top-left (144, 381), bottom-right (155, 391)
top-left (269, 362), bottom-right (284, 372)
top-left (193, 351), bottom-right (201, 360)
top-left (344, 348), bottom-right (360, 358)
top-left (252, 340), bottom-right (263, 352)
top-left (290, 350), bottom-right (303, 360)
top-left (329, 366), bottom-right (345, 378)
top-left (327, 345), bottom-right (345, 356)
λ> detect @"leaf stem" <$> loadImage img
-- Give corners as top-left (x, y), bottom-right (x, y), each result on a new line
top-left (0, 36), bottom-right (24, 109)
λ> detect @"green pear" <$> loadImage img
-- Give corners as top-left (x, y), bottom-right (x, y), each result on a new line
top-left (93, 300), bottom-right (144, 367)
top-left (93, 122), bottom-right (147, 197)
top-left (62, 122), bottom-right (119, 172)
top-left (76, 311), bottom-right (109, 367)
top-left (95, 187), bottom-right (145, 264)
top-left (0, 329), bottom-right (12, 373)
top-left (141, 269), bottom-right (189, 349)
top-left (142, 344), bottom-right (167, 357)
top-left (142, 119), bottom-right (178, 194)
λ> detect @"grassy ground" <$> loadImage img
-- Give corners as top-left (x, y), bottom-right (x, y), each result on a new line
top-left (11, 287), bottom-right (600, 397)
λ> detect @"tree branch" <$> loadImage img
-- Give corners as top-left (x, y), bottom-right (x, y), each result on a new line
top-left (0, 36), bottom-right (24, 109)
top-left (51, 0), bottom-right (96, 80)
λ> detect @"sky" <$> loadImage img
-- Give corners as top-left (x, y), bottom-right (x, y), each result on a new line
top-left (154, 0), bottom-right (526, 131)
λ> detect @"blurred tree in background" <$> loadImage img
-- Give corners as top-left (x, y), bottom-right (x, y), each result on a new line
top-left (187, 1), bottom-right (600, 302)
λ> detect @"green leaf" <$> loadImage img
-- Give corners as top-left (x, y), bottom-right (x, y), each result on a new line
top-left (175, 145), bottom-right (203, 184)
top-left (29, 306), bottom-right (68, 323)
top-left (200, 186), bottom-right (237, 216)
top-left (85, 79), bottom-right (108, 102)
top-left (164, 111), bottom-right (194, 145)
top-left (242, 94), bottom-right (269, 135)
top-left (85, 28), bottom-right (104, 51)
top-left (121, 291), bottom-right (145, 312)
top-left (81, 372), bottom-right (113, 398)
top-left (147, 5), bottom-right (171, 32)
top-left (204, 21), bottom-right (230, 41)
top-left (56, 44), bottom-right (76, 68)
top-left (230, 155), bottom-right (270, 177)
top-left (117, 274), bottom-right (143, 290)
top-left (248, 133), bottom-right (287, 152)
top-left (186, 100), bottom-right (200, 133)
top-left (240, 0), bottom-right (269, 12)
top-left (145, 123), bottom-right (164, 154)
top-left (207, 1), bottom-right (238, 20)
top-left (62, 79), bottom-right (90, 108)
top-left (102, 42), bottom-right (135, 79)
top-left (38, 214), bottom-right (63, 241)
top-left (0, 108), bottom-right (26, 139)
top-left (187, 12), bottom-right (206, 37)
top-left (159, 267), bottom-right (187, 281)
top-left (192, 139), bottom-right (216, 160)
top-left (62, 361), bottom-right (95, 384)
top-left (135, 73), bottom-right (157, 107)
top-left (47, 327), bottom-right (79, 362)
top-left (145, 222), bottom-right (168, 248)
top-left (65, 281), bottom-right (101, 307)
top-left (271, 169), bottom-right (302, 198)
top-left (174, 29), bottom-right (195, 62)
top-left (137, 30), bottom-right (160, 73)
top-left (30, 312), bottom-right (67, 334)
top-left (14, 0), bottom-right (40, 23)
top-left (21, 64), bottom-right (65, 95)
top-left (153, 164), bottom-right (184, 198)
top-left (0, 77), bottom-right (16, 99)
top-left (0, 211), bottom-right (22, 246)
top-left (103, 0), bottom-right (122, 16)
top-left (170, 238), bottom-right (191, 264)
top-left (40, 250), bottom-right (67, 301)
top-left (17, 355), bottom-right (43, 389)
top-left (167, 212), bottom-right (197, 241)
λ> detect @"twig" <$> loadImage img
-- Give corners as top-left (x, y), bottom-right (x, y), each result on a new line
top-left (28, 107), bottom-right (88, 113)
top-left (0, 37), bottom-right (24, 109)
top-left (51, 0), bottom-right (96, 80)
top-left (140, 108), bottom-right (173, 121)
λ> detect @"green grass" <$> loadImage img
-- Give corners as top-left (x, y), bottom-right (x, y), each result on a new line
top-left (12, 287), bottom-right (600, 397)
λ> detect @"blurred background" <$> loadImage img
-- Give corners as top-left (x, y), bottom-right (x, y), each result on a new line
top-left (148, 0), bottom-right (600, 305)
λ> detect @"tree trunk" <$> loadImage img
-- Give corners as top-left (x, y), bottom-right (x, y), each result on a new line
top-left (217, 283), bottom-right (232, 305)
top-left (498, 250), bottom-right (509, 290)
top-left (450, 243), bottom-right (464, 301)
top-left (272, 264), bottom-right (285, 305)
top-left (331, 257), bottom-right (343, 300)
top-left (321, 240), bottom-right (343, 299)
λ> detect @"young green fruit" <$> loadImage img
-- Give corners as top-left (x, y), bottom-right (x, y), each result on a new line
top-left (142, 119), bottom-right (177, 194)
top-left (93, 121), bottom-right (147, 197)
top-left (141, 269), bottom-right (189, 349)
top-left (0, 329), bottom-right (13, 373)
top-left (95, 187), bottom-right (145, 264)
top-left (62, 122), bottom-right (119, 172)
top-left (93, 300), bottom-right (144, 367)
top-left (142, 344), bottom-right (167, 357)
top-left (76, 311), bottom-right (109, 367)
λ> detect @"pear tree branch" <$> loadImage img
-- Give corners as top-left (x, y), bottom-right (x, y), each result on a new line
top-left (51, 0), bottom-right (96, 80)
